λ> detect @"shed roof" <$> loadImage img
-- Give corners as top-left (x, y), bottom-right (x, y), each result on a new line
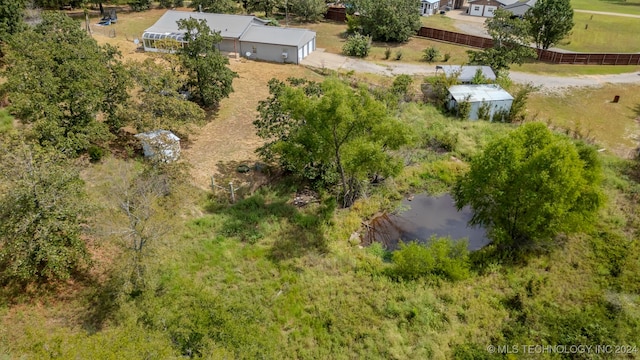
top-left (448, 84), bottom-right (513, 102)
top-left (436, 65), bottom-right (496, 82)
top-left (239, 25), bottom-right (316, 47)
top-left (144, 10), bottom-right (267, 39)
top-left (503, 0), bottom-right (537, 13)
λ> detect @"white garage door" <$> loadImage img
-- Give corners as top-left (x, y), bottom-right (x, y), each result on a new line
top-left (469, 4), bottom-right (483, 16)
top-left (298, 47), bottom-right (303, 62)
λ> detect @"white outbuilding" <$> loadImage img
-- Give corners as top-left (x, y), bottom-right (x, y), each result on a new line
top-left (447, 84), bottom-right (513, 120)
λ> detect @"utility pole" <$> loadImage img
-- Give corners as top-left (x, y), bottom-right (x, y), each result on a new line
top-left (285, 0), bottom-right (288, 27)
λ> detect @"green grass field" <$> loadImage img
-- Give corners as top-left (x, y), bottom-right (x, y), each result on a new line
top-left (557, 12), bottom-right (640, 52)
top-left (527, 84), bottom-right (640, 156)
top-left (572, 0), bottom-right (640, 15)
top-left (0, 109), bottom-right (14, 134)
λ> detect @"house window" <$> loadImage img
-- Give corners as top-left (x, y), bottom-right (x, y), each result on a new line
top-left (474, 6), bottom-right (480, 11)
top-left (252, 46), bottom-right (257, 54)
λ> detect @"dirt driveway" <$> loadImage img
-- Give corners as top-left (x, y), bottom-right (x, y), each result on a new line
top-left (302, 50), bottom-right (640, 91)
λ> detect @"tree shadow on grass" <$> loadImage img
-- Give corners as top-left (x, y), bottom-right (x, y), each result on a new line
top-left (215, 190), bottom-right (334, 263)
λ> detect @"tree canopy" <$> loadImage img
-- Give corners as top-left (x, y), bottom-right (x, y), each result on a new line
top-left (2, 12), bottom-right (130, 155)
top-left (468, 9), bottom-right (536, 71)
top-left (0, 0), bottom-right (25, 42)
top-left (289, 0), bottom-right (327, 22)
top-left (254, 77), bottom-right (410, 207)
top-left (453, 122), bottom-right (604, 250)
top-left (350, 0), bottom-right (421, 42)
top-left (177, 18), bottom-right (238, 109)
top-left (0, 140), bottom-right (90, 286)
top-left (525, 0), bottom-right (574, 50)
top-left (189, 0), bottom-right (237, 13)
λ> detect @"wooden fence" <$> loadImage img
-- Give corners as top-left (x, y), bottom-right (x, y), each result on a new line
top-left (416, 26), bottom-right (640, 65)
top-left (324, 7), bottom-right (347, 22)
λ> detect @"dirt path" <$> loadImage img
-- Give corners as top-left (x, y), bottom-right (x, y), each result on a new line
top-left (574, 9), bottom-right (640, 18)
top-left (301, 50), bottom-right (640, 91)
top-left (181, 60), bottom-right (322, 189)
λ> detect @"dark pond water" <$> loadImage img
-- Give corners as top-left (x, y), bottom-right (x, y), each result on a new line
top-left (363, 194), bottom-right (490, 251)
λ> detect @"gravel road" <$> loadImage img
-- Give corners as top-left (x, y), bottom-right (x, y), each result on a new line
top-left (301, 50), bottom-right (640, 92)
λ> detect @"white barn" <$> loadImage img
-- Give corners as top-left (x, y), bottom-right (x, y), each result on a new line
top-left (447, 84), bottom-right (513, 120)
top-left (142, 10), bottom-right (316, 64)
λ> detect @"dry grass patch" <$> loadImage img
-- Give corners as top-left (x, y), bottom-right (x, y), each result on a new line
top-left (182, 60), bottom-right (323, 189)
top-left (527, 84), bottom-right (640, 156)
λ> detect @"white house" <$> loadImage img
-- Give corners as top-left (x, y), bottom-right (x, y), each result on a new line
top-left (447, 84), bottom-right (513, 120)
top-left (142, 10), bottom-right (316, 64)
top-left (467, 0), bottom-right (518, 17)
top-left (421, 0), bottom-right (441, 16)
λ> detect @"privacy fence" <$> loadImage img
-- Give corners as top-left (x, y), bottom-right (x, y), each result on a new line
top-left (323, 8), bottom-right (640, 66)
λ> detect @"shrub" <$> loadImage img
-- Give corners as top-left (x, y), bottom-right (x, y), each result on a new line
top-left (88, 145), bottom-right (105, 162)
top-left (384, 47), bottom-right (392, 60)
top-left (422, 46), bottom-right (440, 62)
top-left (477, 102), bottom-right (492, 121)
top-left (430, 131), bottom-right (459, 152)
top-left (342, 34), bottom-right (371, 58)
top-left (391, 74), bottom-right (413, 97)
top-left (457, 96), bottom-right (472, 119)
top-left (395, 50), bottom-right (403, 60)
top-left (443, 52), bottom-right (451, 62)
top-left (390, 237), bottom-right (470, 281)
top-left (508, 83), bottom-right (536, 123)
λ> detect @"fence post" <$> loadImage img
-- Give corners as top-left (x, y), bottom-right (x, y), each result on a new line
top-left (229, 182), bottom-right (235, 203)
top-left (211, 176), bottom-right (216, 194)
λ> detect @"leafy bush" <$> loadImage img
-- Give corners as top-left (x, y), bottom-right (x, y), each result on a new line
top-left (430, 131), bottom-right (459, 152)
top-left (88, 145), bottom-right (105, 162)
top-left (477, 102), bottom-right (492, 121)
top-left (342, 33), bottom-right (371, 58)
top-left (384, 47), bottom-right (391, 60)
top-left (391, 74), bottom-right (413, 97)
top-left (443, 52), bottom-right (451, 62)
top-left (422, 46), bottom-right (440, 62)
top-left (457, 96), bottom-right (472, 119)
top-left (390, 237), bottom-right (470, 281)
top-left (395, 50), bottom-right (403, 60)
top-left (508, 83), bottom-right (536, 123)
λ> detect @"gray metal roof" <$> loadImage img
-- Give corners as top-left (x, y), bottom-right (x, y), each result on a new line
top-left (436, 65), bottom-right (496, 82)
top-left (503, 0), bottom-right (537, 16)
top-left (239, 25), bottom-right (316, 47)
top-left (144, 10), bottom-right (267, 39)
top-left (448, 85), bottom-right (513, 102)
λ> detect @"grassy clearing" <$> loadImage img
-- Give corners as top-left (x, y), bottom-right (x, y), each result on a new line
top-left (557, 12), bottom-right (640, 52)
top-left (420, 14), bottom-right (459, 31)
top-left (3, 103), bottom-right (639, 359)
top-left (527, 84), bottom-right (640, 156)
top-left (572, 0), bottom-right (640, 15)
top-left (0, 109), bottom-right (13, 134)
top-left (300, 21), bottom-right (470, 64)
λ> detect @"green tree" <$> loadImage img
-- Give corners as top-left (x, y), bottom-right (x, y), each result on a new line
top-left (289, 0), bottom-right (326, 21)
top-left (2, 12), bottom-right (130, 155)
top-left (0, 0), bottom-right (25, 42)
top-left (453, 123), bottom-right (604, 250)
top-left (525, 0), bottom-right (574, 50)
top-left (342, 33), bottom-right (371, 57)
top-left (0, 140), bottom-right (90, 286)
top-left (254, 77), bottom-right (410, 207)
top-left (177, 18), bottom-right (238, 109)
top-left (351, 0), bottom-right (421, 42)
top-left (245, 0), bottom-right (282, 17)
top-left (118, 59), bottom-right (206, 136)
top-left (467, 9), bottom-right (536, 71)
top-left (189, 0), bottom-right (237, 13)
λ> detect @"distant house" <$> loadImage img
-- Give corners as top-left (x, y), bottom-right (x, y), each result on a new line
top-left (503, 0), bottom-right (537, 17)
top-left (447, 84), bottom-right (513, 120)
top-left (421, 0), bottom-right (441, 16)
top-left (467, 0), bottom-right (518, 17)
top-left (135, 130), bottom-right (181, 162)
top-left (436, 65), bottom-right (496, 83)
top-left (142, 10), bottom-right (316, 64)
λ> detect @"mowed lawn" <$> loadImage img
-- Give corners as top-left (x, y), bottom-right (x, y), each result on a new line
top-left (299, 21), bottom-right (471, 64)
top-left (527, 84), bottom-right (640, 156)
top-left (572, 0), bottom-right (640, 15)
top-left (557, 12), bottom-right (640, 52)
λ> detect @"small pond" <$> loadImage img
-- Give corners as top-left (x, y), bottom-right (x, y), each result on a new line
top-left (363, 193), bottom-right (490, 251)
